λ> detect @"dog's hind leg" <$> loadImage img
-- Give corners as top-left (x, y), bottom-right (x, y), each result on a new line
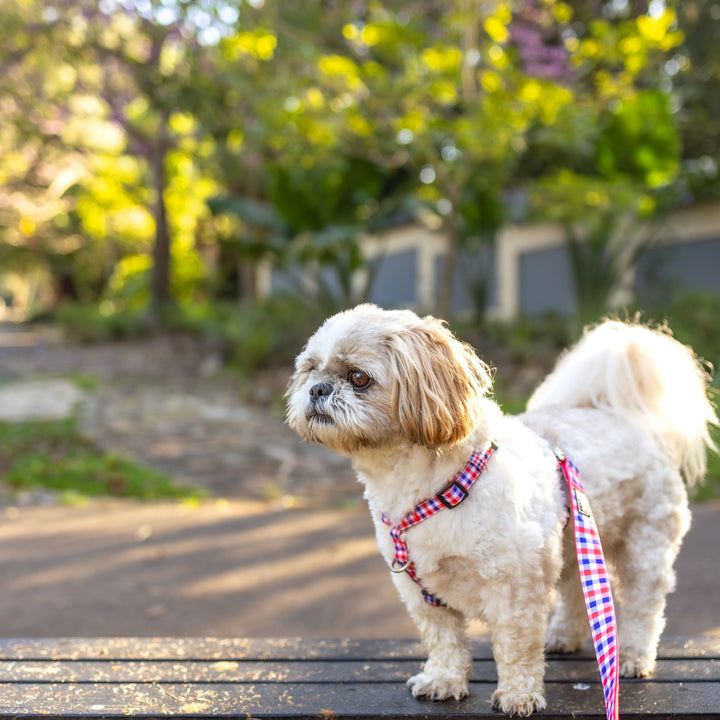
top-left (546, 550), bottom-right (589, 654)
top-left (614, 490), bottom-right (690, 677)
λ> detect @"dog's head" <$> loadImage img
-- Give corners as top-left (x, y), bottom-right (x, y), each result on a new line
top-left (286, 304), bottom-right (492, 455)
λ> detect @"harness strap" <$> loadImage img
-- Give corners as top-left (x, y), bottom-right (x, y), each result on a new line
top-left (380, 441), bottom-right (497, 607)
top-left (556, 449), bottom-right (619, 720)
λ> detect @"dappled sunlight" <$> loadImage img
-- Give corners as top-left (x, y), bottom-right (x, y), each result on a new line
top-left (182, 535), bottom-right (379, 597)
top-left (0, 499), bottom-right (416, 638)
top-left (1, 497), bottom-right (718, 639)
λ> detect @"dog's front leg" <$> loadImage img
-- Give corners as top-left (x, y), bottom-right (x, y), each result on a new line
top-left (399, 584), bottom-right (472, 701)
top-left (486, 587), bottom-right (550, 717)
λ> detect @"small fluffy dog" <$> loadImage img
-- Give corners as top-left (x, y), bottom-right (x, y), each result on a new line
top-left (286, 304), bottom-right (717, 716)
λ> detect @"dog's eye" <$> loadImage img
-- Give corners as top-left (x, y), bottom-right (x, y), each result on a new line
top-left (348, 370), bottom-right (371, 389)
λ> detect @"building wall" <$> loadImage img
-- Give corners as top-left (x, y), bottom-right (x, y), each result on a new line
top-left (264, 204), bottom-right (720, 318)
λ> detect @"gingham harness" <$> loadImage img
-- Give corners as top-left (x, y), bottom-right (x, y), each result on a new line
top-left (379, 442), bottom-right (619, 720)
top-left (379, 441), bottom-right (498, 607)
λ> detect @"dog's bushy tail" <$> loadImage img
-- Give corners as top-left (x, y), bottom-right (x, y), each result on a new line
top-left (527, 319), bottom-right (718, 485)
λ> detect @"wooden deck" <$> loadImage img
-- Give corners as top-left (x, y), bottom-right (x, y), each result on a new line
top-left (1, 637), bottom-right (718, 718)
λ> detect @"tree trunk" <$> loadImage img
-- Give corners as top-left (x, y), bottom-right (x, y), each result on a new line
top-left (150, 117), bottom-right (171, 321)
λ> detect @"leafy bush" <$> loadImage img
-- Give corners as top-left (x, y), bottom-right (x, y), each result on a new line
top-left (53, 302), bottom-right (152, 342)
top-left (167, 295), bottom-right (335, 374)
top-left (51, 295), bottom-right (335, 376)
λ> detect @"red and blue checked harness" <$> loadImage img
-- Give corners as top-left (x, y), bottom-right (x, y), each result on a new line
top-left (380, 442), bottom-right (619, 720)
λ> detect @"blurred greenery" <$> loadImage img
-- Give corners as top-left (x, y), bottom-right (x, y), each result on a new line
top-left (164, 294), bottom-right (336, 374)
top-left (1, 0), bottom-right (718, 321)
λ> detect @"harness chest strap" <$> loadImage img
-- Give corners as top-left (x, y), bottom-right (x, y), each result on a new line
top-left (380, 441), bottom-right (498, 607)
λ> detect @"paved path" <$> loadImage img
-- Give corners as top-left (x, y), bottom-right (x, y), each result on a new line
top-left (2, 498), bottom-right (718, 639)
top-left (0, 326), bottom-right (718, 640)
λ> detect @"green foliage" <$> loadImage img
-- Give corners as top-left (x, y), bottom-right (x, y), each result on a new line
top-left (267, 157), bottom-right (387, 233)
top-left (596, 90), bottom-right (680, 188)
top-left (166, 296), bottom-right (334, 375)
top-left (51, 296), bottom-right (333, 378)
top-left (696, 429), bottom-right (720, 502)
top-left (675, 1), bottom-right (720, 201)
top-left (0, 0), bottom-right (712, 325)
top-left (0, 418), bottom-right (203, 501)
top-left (53, 302), bottom-right (152, 342)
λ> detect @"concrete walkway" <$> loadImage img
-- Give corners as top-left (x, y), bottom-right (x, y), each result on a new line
top-left (1, 497), bottom-right (718, 639)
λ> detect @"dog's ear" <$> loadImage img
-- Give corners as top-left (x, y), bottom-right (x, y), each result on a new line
top-left (387, 317), bottom-right (492, 448)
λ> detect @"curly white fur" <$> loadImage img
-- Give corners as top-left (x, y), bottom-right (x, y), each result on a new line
top-left (286, 305), bottom-right (717, 716)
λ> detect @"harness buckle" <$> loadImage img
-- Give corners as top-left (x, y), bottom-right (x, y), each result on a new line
top-left (437, 480), bottom-right (469, 509)
top-left (391, 558), bottom-right (411, 573)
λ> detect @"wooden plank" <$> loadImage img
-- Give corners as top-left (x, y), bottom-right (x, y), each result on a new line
top-left (1, 638), bottom-right (718, 718)
top-left (0, 680), bottom-right (719, 718)
top-left (2, 636), bottom-right (717, 661)
top-left (0, 638), bottom-right (436, 662)
top-left (656, 636), bottom-right (720, 659)
top-left (0, 658), bottom-right (718, 684)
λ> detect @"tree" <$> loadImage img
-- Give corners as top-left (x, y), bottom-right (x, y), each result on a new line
top-left (189, 1), bottom-right (412, 306)
top-left (0, 0), bottom-right (226, 316)
top-left (205, 0), bottom-right (683, 319)
top-left (66, 1), bottom-right (204, 317)
top-left (0, 0), bottom-right (698, 324)
top-left (516, 1), bottom-right (683, 320)
top-left (674, 1), bottom-right (720, 202)
top-left (0, 0), bottom-right (99, 304)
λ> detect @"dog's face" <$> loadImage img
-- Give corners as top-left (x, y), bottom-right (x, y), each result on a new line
top-left (286, 304), bottom-right (492, 456)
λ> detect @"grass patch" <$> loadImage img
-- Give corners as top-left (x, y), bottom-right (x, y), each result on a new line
top-left (0, 418), bottom-right (204, 501)
top-left (694, 425), bottom-right (720, 501)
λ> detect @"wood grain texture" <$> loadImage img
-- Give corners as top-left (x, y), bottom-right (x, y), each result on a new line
top-left (1, 637), bottom-right (718, 718)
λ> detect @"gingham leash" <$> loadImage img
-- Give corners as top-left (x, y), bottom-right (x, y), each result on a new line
top-left (555, 449), bottom-right (619, 720)
top-left (380, 441), bottom-right (498, 607)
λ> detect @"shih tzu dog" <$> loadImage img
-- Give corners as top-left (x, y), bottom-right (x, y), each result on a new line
top-left (286, 304), bottom-right (717, 716)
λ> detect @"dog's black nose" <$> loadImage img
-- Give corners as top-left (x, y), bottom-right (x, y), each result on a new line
top-left (309, 382), bottom-right (333, 401)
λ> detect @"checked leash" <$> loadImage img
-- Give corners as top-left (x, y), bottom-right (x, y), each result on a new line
top-left (556, 450), bottom-right (619, 720)
top-left (380, 443), bottom-right (620, 720)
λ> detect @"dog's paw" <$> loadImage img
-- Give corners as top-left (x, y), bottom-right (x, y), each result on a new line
top-left (620, 655), bottom-right (655, 678)
top-left (492, 688), bottom-right (547, 717)
top-left (407, 671), bottom-right (469, 701)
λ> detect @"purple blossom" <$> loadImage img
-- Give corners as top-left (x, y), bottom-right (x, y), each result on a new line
top-left (511, 3), bottom-right (573, 81)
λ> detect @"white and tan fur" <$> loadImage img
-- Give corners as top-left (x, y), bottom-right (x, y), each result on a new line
top-left (286, 304), bottom-right (717, 716)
